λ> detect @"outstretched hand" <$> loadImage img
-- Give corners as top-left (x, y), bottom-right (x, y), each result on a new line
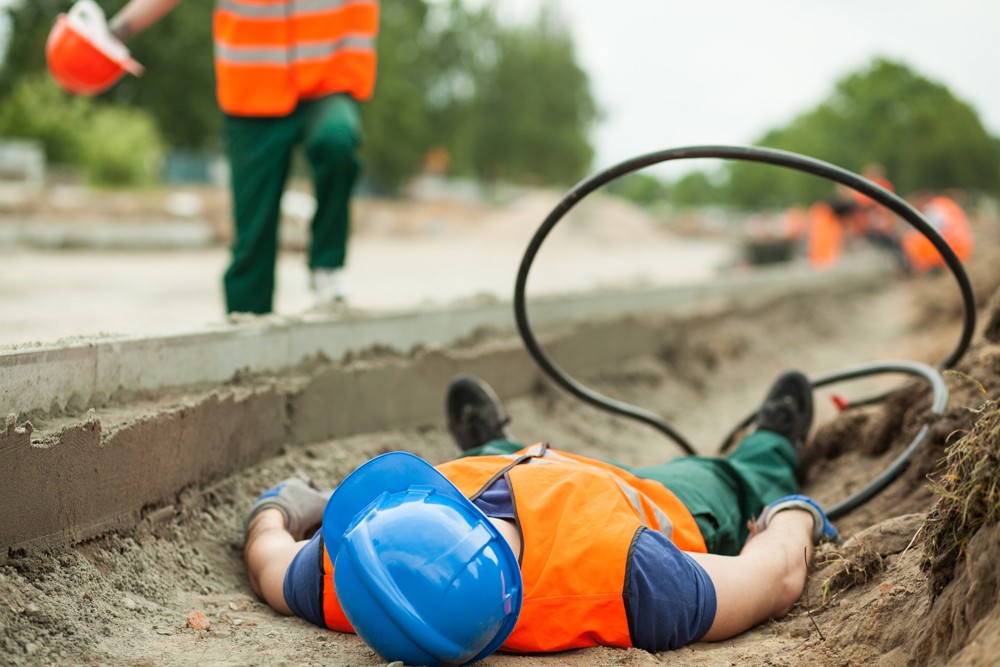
top-left (754, 494), bottom-right (839, 545)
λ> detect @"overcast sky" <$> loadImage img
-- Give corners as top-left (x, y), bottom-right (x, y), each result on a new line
top-left (488, 0), bottom-right (1000, 177)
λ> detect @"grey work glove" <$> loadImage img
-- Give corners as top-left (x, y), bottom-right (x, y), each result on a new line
top-left (243, 477), bottom-right (332, 541)
top-left (754, 494), bottom-right (840, 545)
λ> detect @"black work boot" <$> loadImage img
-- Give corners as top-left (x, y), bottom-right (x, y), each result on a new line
top-left (754, 370), bottom-right (814, 449)
top-left (445, 374), bottom-right (513, 451)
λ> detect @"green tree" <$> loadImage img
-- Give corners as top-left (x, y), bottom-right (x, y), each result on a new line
top-left (358, 1), bottom-right (437, 194)
top-left (2, 0), bottom-right (599, 192)
top-left (673, 59), bottom-right (1000, 210)
top-left (362, 1), bottom-right (598, 191)
top-left (1, 1), bottom-right (216, 148)
top-left (730, 59), bottom-right (1000, 206)
top-left (103, 0), bottom-right (217, 149)
top-left (605, 172), bottom-right (670, 208)
top-left (669, 170), bottom-right (723, 209)
top-left (0, 74), bottom-right (163, 185)
top-left (466, 7), bottom-right (597, 185)
top-left (0, 0), bottom-right (67, 97)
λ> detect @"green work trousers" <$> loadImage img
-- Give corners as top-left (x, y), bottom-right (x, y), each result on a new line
top-left (462, 430), bottom-right (799, 556)
top-left (222, 94), bottom-right (362, 314)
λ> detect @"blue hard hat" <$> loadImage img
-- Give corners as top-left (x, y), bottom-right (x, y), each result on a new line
top-left (322, 452), bottom-right (522, 666)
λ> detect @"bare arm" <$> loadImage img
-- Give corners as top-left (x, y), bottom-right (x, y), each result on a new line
top-left (688, 509), bottom-right (814, 641)
top-left (109, 0), bottom-right (183, 41)
top-left (244, 509), bottom-right (309, 616)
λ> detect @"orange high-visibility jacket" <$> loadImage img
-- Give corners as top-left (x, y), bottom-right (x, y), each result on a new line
top-left (902, 195), bottom-right (974, 273)
top-left (319, 444), bottom-right (706, 652)
top-left (806, 202), bottom-right (844, 270)
top-left (213, 0), bottom-right (379, 116)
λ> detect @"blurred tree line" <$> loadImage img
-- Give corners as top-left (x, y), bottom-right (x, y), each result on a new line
top-left (0, 0), bottom-right (598, 190)
top-left (3, 3), bottom-right (996, 202)
top-left (668, 59), bottom-right (1000, 210)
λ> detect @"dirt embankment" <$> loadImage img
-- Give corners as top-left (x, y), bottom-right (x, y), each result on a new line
top-left (3, 239), bottom-right (1000, 666)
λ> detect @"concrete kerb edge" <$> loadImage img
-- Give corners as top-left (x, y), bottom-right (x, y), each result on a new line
top-left (1, 264), bottom-right (881, 418)
top-left (0, 265), bottom-right (887, 552)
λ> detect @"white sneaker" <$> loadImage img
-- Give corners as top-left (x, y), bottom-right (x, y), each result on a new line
top-left (311, 267), bottom-right (349, 305)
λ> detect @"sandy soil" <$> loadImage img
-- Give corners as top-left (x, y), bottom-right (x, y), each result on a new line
top-left (3, 191), bottom-right (1000, 667)
top-left (2, 188), bottom-right (732, 347)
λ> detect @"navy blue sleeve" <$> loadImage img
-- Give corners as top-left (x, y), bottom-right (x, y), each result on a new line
top-left (282, 531), bottom-right (327, 628)
top-left (627, 529), bottom-right (717, 651)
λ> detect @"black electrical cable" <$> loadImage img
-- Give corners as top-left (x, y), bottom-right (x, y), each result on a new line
top-left (514, 146), bottom-right (974, 442)
top-left (512, 145), bottom-right (975, 513)
top-left (716, 360), bottom-right (949, 520)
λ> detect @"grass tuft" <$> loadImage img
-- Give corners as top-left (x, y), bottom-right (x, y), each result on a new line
top-left (921, 396), bottom-right (1000, 597)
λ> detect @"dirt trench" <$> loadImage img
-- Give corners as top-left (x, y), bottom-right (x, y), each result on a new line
top-left (3, 244), bottom-right (1000, 666)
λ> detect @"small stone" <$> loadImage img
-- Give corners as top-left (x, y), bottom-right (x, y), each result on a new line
top-left (186, 611), bottom-right (211, 631)
top-left (123, 597), bottom-right (138, 610)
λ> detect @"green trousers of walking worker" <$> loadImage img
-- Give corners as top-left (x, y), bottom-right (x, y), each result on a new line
top-left (463, 429), bottom-right (800, 556)
top-left (222, 94), bottom-right (362, 314)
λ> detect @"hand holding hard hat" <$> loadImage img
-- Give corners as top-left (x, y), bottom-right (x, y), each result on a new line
top-left (46, 0), bottom-right (144, 96)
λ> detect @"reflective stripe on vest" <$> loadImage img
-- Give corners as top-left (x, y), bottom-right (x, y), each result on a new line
top-left (503, 444), bottom-right (678, 541)
top-left (213, 0), bottom-right (379, 116)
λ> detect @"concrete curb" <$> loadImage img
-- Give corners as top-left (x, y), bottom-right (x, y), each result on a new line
top-left (2, 262), bottom-right (880, 417)
top-left (0, 262), bottom-right (884, 553)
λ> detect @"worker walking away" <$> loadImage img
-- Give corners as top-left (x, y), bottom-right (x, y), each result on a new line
top-left (98, 0), bottom-right (378, 312)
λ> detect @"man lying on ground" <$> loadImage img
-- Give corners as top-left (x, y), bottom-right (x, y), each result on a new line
top-left (243, 370), bottom-right (838, 665)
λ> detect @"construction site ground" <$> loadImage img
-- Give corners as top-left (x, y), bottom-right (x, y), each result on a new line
top-left (3, 185), bottom-right (1000, 666)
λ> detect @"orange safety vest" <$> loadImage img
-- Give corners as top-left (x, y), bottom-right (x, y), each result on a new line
top-left (213, 0), bottom-right (379, 116)
top-left (850, 174), bottom-right (894, 209)
top-left (318, 444), bottom-right (706, 652)
top-left (806, 201), bottom-right (844, 270)
top-left (902, 195), bottom-right (974, 273)
top-left (849, 175), bottom-right (896, 235)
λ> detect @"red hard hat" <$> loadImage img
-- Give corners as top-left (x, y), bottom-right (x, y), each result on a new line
top-left (45, 2), bottom-right (143, 96)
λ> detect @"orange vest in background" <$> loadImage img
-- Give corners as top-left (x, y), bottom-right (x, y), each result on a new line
top-left (902, 195), bottom-right (974, 273)
top-left (319, 444), bottom-right (706, 652)
top-left (213, 0), bottom-right (380, 116)
top-left (806, 202), bottom-right (844, 270)
top-left (850, 175), bottom-right (895, 234)
top-left (850, 175), bottom-right (894, 209)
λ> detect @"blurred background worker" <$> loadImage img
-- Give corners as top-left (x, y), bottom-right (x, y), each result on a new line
top-left (848, 163), bottom-right (896, 239)
top-left (845, 164), bottom-right (910, 273)
top-left (902, 191), bottom-right (975, 274)
top-left (805, 198), bottom-right (845, 270)
top-left (103, 0), bottom-right (379, 313)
